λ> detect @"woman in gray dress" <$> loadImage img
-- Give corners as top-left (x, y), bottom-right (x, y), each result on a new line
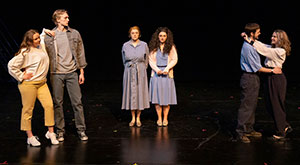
top-left (121, 26), bottom-right (150, 127)
top-left (149, 27), bottom-right (178, 127)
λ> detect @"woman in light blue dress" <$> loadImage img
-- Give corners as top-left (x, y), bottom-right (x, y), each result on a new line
top-left (121, 26), bottom-right (149, 127)
top-left (149, 27), bottom-right (178, 127)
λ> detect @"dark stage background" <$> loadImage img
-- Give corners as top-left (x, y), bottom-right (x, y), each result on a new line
top-left (1, 0), bottom-right (300, 82)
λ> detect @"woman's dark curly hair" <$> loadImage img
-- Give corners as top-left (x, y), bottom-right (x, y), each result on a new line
top-left (149, 27), bottom-right (175, 54)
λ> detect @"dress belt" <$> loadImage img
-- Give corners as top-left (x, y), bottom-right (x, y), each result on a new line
top-left (127, 61), bottom-right (145, 85)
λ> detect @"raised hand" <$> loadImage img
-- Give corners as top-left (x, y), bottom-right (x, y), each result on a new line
top-left (44, 29), bottom-right (55, 37)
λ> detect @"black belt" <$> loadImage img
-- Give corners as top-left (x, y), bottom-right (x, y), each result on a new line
top-left (242, 71), bottom-right (258, 75)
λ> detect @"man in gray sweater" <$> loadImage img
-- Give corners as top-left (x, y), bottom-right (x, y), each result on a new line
top-left (44, 9), bottom-right (88, 141)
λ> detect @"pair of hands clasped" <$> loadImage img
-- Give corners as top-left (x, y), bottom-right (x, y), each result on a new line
top-left (157, 70), bottom-right (168, 75)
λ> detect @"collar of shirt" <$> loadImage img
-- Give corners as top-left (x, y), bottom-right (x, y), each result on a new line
top-left (52, 26), bottom-right (72, 33)
top-left (130, 40), bottom-right (141, 47)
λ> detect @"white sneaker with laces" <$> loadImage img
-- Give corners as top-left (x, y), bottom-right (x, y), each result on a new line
top-left (45, 131), bottom-right (59, 145)
top-left (27, 136), bottom-right (41, 147)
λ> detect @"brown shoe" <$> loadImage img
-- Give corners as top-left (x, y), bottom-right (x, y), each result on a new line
top-left (136, 121), bottom-right (142, 127)
top-left (157, 120), bottom-right (162, 127)
top-left (245, 131), bottom-right (262, 137)
top-left (129, 120), bottom-right (135, 127)
top-left (163, 120), bottom-right (168, 127)
top-left (239, 135), bottom-right (251, 143)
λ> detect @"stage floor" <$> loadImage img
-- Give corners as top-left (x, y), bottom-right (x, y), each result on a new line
top-left (0, 80), bottom-right (300, 164)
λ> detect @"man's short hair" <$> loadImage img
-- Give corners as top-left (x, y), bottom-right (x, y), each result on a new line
top-left (244, 23), bottom-right (260, 36)
top-left (52, 9), bottom-right (68, 25)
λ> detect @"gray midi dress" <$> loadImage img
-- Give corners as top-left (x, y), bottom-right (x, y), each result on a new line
top-left (121, 40), bottom-right (150, 110)
top-left (149, 49), bottom-right (177, 106)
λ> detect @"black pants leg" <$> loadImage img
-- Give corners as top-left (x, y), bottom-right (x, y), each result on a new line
top-left (265, 73), bottom-right (288, 135)
top-left (236, 73), bottom-right (260, 136)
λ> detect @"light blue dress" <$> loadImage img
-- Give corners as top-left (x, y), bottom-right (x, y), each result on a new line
top-left (149, 49), bottom-right (177, 106)
top-left (121, 40), bottom-right (150, 110)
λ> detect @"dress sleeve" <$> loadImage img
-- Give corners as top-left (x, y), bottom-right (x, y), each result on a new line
top-left (122, 45), bottom-right (126, 66)
top-left (145, 44), bottom-right (149, 68)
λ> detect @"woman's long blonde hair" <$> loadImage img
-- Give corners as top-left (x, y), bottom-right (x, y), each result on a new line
top-left (272, 29), bottom-right (291, 56)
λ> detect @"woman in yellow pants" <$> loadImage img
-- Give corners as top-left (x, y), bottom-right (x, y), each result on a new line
top-left (8, 29), bottom-right (59, 146)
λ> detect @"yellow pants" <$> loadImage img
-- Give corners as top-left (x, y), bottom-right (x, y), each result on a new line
top-left (18, 79), bottom-right (55, 131)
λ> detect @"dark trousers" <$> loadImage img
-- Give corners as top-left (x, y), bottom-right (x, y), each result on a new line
top-left (236, 72), bottom-right (260, 136)
top-left (264, 73), bottom-right (289, 135)
top-left (50, 72), bottom-right (86, 134)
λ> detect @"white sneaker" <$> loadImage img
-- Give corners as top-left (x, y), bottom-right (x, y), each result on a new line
top-left (27, 136), bottom-right (41, 147)
top-left (45, 131), bottom-right (59, 145)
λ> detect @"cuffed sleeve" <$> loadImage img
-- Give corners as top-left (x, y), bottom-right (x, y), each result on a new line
top-left (122, 45), bottom-right (126, 66)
